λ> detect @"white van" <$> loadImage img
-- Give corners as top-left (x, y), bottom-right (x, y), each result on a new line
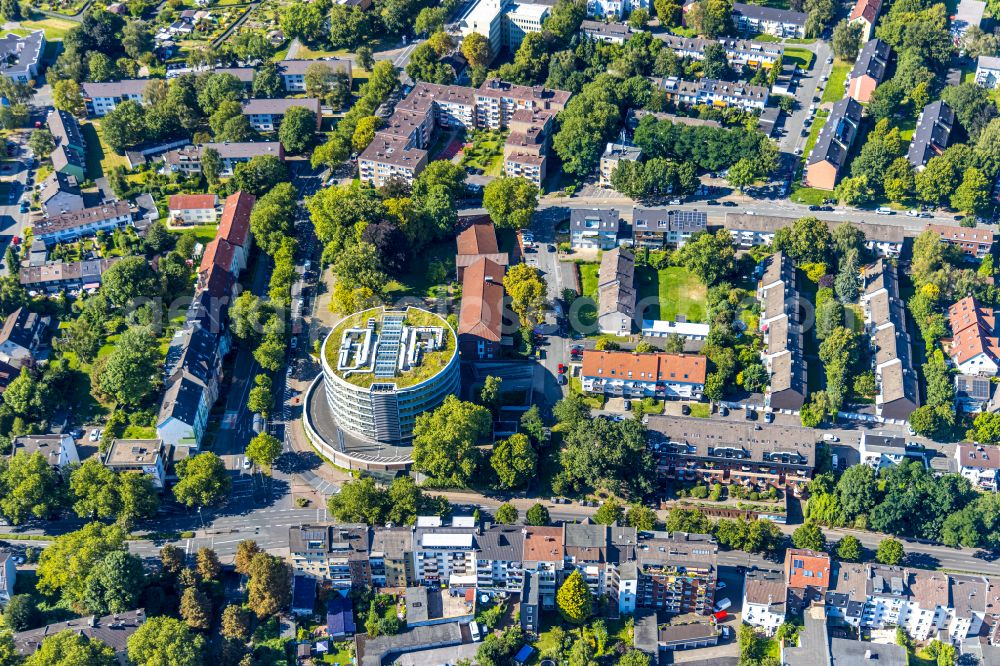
top-left (714, 598), bottom-right (732, 612)
top-left (470, 621), bottom-right (482, 642)
top-left (876, 207), bottom-right (894, 215)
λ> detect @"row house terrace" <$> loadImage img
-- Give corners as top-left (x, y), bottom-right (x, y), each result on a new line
top-left (646, 415), bottom-right (816, 491)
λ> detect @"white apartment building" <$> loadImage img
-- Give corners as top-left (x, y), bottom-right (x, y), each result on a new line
top-left (955, 442), bottom-right (1000, 492)
top-left (412, 528), bottom-right (478, 586)
top-left (742, 570), bottom-right (786, 635)
top-left (82, 80), bottom-right (148, 117)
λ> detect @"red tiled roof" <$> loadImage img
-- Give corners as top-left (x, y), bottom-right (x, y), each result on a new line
top-left (948, 296), bottom-right (1000, 366)
top-left (784, 548), bottom-right (831, 590)
top-left (850, 0), bottom-right (881, 23)
top-left (168, 194), bottom-right (217, 210)
top-left (217, 191), bottom-right (255, 248)
top-left (456, 220), bottom-right (499, 256)
top-left (581, 350), bottom-right (707, 385)
top-left (458, 258), bottom-right (505, 342)
top-left (199, 238), bottom-right (236, 275)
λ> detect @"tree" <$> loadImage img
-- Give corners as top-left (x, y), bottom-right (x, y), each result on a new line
top-left (687, 0), bottom-right (733, 36)
top-left (101, 256), bottom-right (158, 306)
top-left (246, 552), bottom-right (291, 619)
top-left (836, 463), bottom-right (877, 523)
top-left (504, 263), bottom-right (548, 330)
top-left (490, 433), bottom-right (537, 489)
top-left (654, 0), bottom-right (681, 25)
top-left (234, 540), bottom-right (261, 576)
top-left (791, 521), bottom-right (826, 551)
top-left (196, 548), bottom-right (221, 582)
top-left (951, 167), bottom-right (991, 216)
top-left (557, 570), bottom-right (592, 624)
top-left (526, 503), bottom-right (550, 525)
top-left (95, 326), bottom-right (159, 406)
top-left (352, 115), bottom-right (381, 153)
top-left (832, 19), bottom-right (863, 60)
top-left (53, 80), bottom-right (86, 117)
top-left (0, 452), bottom-right (61, 524)
top-left (220, 604), bottom-right (251, 641)
top-left (836, 535), bottom-right (863, 561)
top-left (357, 46), bottom-right (375, 71)
top-left (247, 374), bottom-right (274, 418)
top-left (28, 129), bottom-right (55, 160)
top-left (70, 459), bottom-right (120, 520)
top-left (619, 651), bottom-right (652, 666)
top-left (495, 502), bottom-right (519, 524)
top-left (101, 100), bottom-right (146, 153)
top-left (173, 452), bottom-right (231, 507)
top-left (127, 616), bottom-right (205, 666)
top-left (276, 106), bottom-right (316, 154)
top-left (773, 216), bottom-right (832, 264)
top-left (666, 508), bottom-right (712, 533)
top-left (628, 7), bottom-right (650, 27)
top-left (327, 476), bottom-right (387, 524)
top-left (37, 523), bottom-right (126, 606)
top-left (941, 83), bottom-right (998, 139)
top-left (245, 433), bottom-right (282, 474)
top-left (876, 537), bottom-right (905, 565)
top-left (232, 155), bottom-right (288, 196)
top-left (82, 550), bottom-right (145, 615)
top-left (482, 176), bottom-right (538, 229)
top-left (3, 594), bottom-right (38, 631)
top-left (413, 396), bottom-right (491, 486)
top-left (672, 229), bottom-right (737, 286)
top-left (593, 500), bottom-right (625, 525)
top-left (626, 504), bottom-right (657, 530)
top-left (180, 586), bottom-right (212, 630)
top-left (461, 32), bottom-right (492, 69)
top-left (479, 375), bottom-right (503, 414)
top-left (726, 157), bottom-right (758, 191)
top-left (545, 0), bottom-right (587, 42)
top-left (25, 630), bottom-right (117, 666)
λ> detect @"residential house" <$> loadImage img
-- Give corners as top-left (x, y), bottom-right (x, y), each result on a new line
top-left (102, 439), bottom-right (167, 489)
top-left (199, 191), bottom-right (255, 281)
top-left (956, 443), bottom-right (1000, 491)
top-left (168, 194), bottom-right (219, 226)
top-left (928, 223), bottom-right (995, 260)
top-left (369, 527), bottom-right (415, 587)
top-left (241, 98), bottom-right (322, 132)
top-left (849, 0), bottom-right (882, 40)
top-left (46, 109), bottom-right (85, 155)
top-left (580, 19), bottom-right (637, 44)
top-left (570, 208), bottom-right (620, 249)
top-left (732, 2), bottom-right (807, 38)
top-left (476, 524), bottom-right (525, 591)
top-left (291, 575), bottom-right (317, 616)
top-left (848, 39), bottom-right (891, 103)
top-left (20, 257), bottom-right (120, 294)
top-left (758, 252), bottom-right (808, 412)
top-left (38, 172), bottom-right (84, 217)
top-left (277, 58), bottom-right (352, 92)
top-left (599, 141), bottom-right (642, 188)
top-left (785, 548), bottom-right (831, 615)
top-left (0, 31), bottom-right (44, 84)
top-left (907, 101), bottom-right (953, 170)
top-left (858, 432), bottom-right (925, 471)
top-left (723, 213), bottom-right (908, 257)
top-left (587, 0), bottom-right (648, 17)
top-left (522, 526), bottom-right (564, 609)
top-left (646, 415), bottom-right (816, 491)
top-left (503, 151), bottom-right (546, 186)
top-left (632, 208), bottom-right (707, 249)
top-left (861, 259), bottom-right (920, 422)
top-left (655, 33), bottom-right (785, 69)
top-left (947, 296), bottom-right (1000, 376)
top-left (742, 569), bottom-right (786, 634)
top-left (458, 257), bottom-right (507, 360)
top-left (358, 134), bottom-right (429, 188)
top-left (596, 247), bottom-right (636, 336)
top-left (156, 341), bottom-right (220, 448)
top-left (12, 609), bottom-right (145, 661)
top-left (0, 552), bottom-right (16, 606)
top-left (616, 531), bottom-right (718, 615)
top-left (562, 522), bottom-right (638, 598)
top-left (805, 97), bottom-right (863, 190)
top-left (327, 594), bottom-right (357, 638)
top-left (11, 434), bottom-right (79, 470)
top-left (82, 79), bottom-right (149, 116)
top-left (163, 141), bottom-right (285, 177)
top-left (955, 373), bottom-right (1000, 413)
top-left (288, 525), bottom-right (372, 589)
top-left (521, 571), bottom-right (541, 632)
top-left (580, 350), bottom-right (707, 400)
top-left (0, 307), bottom-right (50, 367)
top-left (33, 201), bottom-right (133, 245)
top-left (656, 76), bottom-right (769, 111)
top-left (976, 54), bottom-right (1000, 89)
top-left (50, 145), bottom-right (86, 182)
top-left (411, 527), bottom-right (478, 586)
top-left (454, 219), bottom-right (509, 281)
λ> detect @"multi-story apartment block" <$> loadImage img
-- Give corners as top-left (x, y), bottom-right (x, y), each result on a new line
top-left (163, 141), bottom-right (285, 177)
top-left (241, 98), bottom-right (322, 132)
top-left (82, 79), bottom-right (148, 117)
top-left (657, 77), bottom-right (769, 111)
top-left (358, 134), bottom-right (430, 188)
top-left (570, 207), bottom-right (620, 249)
top-left (475, 78), bottom-right (571, 129)
top-left (454, 0), bottom-right (551, 54)
top-left (412, 527), bottom-right (478, 586)
top-left (632, 208), bottom-right (706, 249)
top-left (277, 58), bottom-right (352, 92)
top-left (732, 3), bottom-right (807, 38)
top-left (599, 141), bottom-right (642, 188)
top-left (858, 432), bottom-right (925, 472)
top-left (616, 532), bottom-right (718, 616)
top-left (927, 223), bottom-right (995, 260)
top-left (847, 39), bottom-right (891, 103)
top-left (723, 213), bottom-right (907, 257)
top-left (580, 19), bottom-right (637, 44)
top-left (563, 523), bottom-right (638, 601)
top-left (288, 525), bottom-right (372, 589)
top-left (369, 527), bottom-right (415, 587)
top-left (805, 96), bottom-right (862, 190)
top-left (504, 2), bottom-right (549, 49)
top-left (647, 415), bottom-right (816, 491)
top-left (955, 442), bottom-right (1000, 492)
top-left (947, 296), bottom-right (1000, 376)
top-left (33, 201), bottom-right (134, 246)
top-left (580, 350), bottom-right (707, 400)
top-left (758, 252), bottom-right (808, 412)
top-left (588, 0), bottom-right (648, 17)
top-left (743, 570), bottom-right (787, 634)
top-left (522, 526), bottom-right (564, 609)
top-left (0, 31), bottom-right (44, 84)
top-left (655, 34), bottom-right (785, 69)
top-left (476, 525), bottom-right (525, 591)
top-left (907, 101), bottom-right (953, 170)
top-left (785, 549), bottom-right (832, 615)
top-left (861, 259), bottom-right (919, 422)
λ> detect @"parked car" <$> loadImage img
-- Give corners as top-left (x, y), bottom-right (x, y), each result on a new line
top-left (722, 201), bottom-right (738, 207)
top-left (557, 363), bottom-right (566, 374)
top-left (764, 411), bottom-right (774, 423)
top-left (624, 399), bottom-right (632, 411)
top-left (681, 404), bottom-right (691, 415)
top-left (668, 198), bottom-right (682, 205)
top-left (822, 433), bottom-right (839, 442)
top-left (714, 598), bottom-right (732, 612)
top-left (557, 374), bottom-right (567, 385)
top-left (745, 407), bottom-right (755, 420)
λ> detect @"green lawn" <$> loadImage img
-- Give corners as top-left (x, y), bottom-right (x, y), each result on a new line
top-left (783, 46), bottom-right (816, 70)
top-left (689, 403), bottom-right (711, 418)
top-left (635, 266), bottom-right (707, 323)
top-left (822, 60), bottom-right (851, 103)
top-left (579, 262), bottom-right (600, 300)
top-left (570, 375), bottom-right (605, 409)
top-left (748, 32), bottom-right (781, 41)
top-left (384, 239), bottom-right (455, 299)
top-left (81, 121), bottom-right (129, 180)
top-left (20, 18), bottom-right (76, 40)
top-left (790, 185), bottom-right (830, 205)
top-left (122, 425), bottom-right (158, 439)
top-left (170, 224), bottom-right (219, 245)
top-left (460, 130), bottom-right (506, 176)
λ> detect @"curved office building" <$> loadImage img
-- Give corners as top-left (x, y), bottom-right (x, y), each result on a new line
top-left (319, 306), bottom-right (460, 445)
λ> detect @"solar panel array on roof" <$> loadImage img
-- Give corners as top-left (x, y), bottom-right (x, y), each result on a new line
top-left (957, 375), bottom-right (992, 401)
top-left (374, 313), bottom-right (405, 378)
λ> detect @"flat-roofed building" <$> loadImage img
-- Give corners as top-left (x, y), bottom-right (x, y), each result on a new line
top-left (288, 524), bottom-right (372, 588)
top-left (102, 438), bottom-right (166, 489)
top-left (616, 531), bottom-right (718, 615)
top-left (632, 208), bottom-right (706, 249)
top-left (646, 415), bottom-right (816, 491)
top-left (411, 527), bottom-right (478, 586)
top-left (570, 208), bottom-right (620, 249)
top-left (580, 19), bottom-right (637, 44)
top-left (599, 141), bottom-right (642, 188)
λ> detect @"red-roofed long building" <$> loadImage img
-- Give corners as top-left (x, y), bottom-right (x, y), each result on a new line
top-left (458, 257), bottom-right (507, 360)
top-left (199, 191), bottom-right (255, 284)
top-left (580, 350), bottom-right (707, 399)
top-left (947, 296), bottom-right (1000, 376)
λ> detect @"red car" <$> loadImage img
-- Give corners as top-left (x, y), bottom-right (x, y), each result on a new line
top-left (557, 364), bottom-right (566, 374)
